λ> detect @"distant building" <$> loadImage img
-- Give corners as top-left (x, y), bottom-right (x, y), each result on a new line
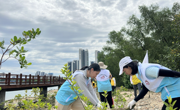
top-left (40, 72), bottom-right (46, 76)
top-left (35, 71), bottom-right (41, 76)
top-left (48, 73), bottom-right (53, 76)
top-left (79, 49), bottom-right (89, 69)
top-left (90, 61), bottom-right (95, 65)
top-left (68, 61), bottom-right (72, 72)
top-left (72, 60), bottom-right (79, 73)
top-left (95, 50), bottom-right (100, 63)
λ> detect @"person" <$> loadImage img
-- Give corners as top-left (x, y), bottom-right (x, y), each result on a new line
top-left (91, 79), bottom-right (97, 93)
top-left (55, 63), bottom-right (102, 110)
top-left (96, 62), bottom-right (113, 108)
top-left (110, 75), bottom-right (116, 92)
top-left (119, 56), bottom-right (180, 110)
top-left (130, 75), bottom-right (142, 97)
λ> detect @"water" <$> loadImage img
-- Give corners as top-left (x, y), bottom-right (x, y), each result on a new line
top-left (5, 86), bottom-right (58, 100)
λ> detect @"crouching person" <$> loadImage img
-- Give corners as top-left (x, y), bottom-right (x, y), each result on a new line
top-left (56, 63), bottom-right (102, 110)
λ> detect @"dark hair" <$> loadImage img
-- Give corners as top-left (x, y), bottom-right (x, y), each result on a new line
top-left (80, 63), bottom-right (100, 71)
top-left (123, 61), bottom-right (138, 75)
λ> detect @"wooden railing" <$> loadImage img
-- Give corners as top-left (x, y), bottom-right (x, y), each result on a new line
top-left (0, 73), bottom-right (65, 89)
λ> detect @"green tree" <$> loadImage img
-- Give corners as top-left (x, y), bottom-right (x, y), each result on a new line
top-left (0, 28), bottom-right (41, 69)
top-left (99, 2), bottom-right (180, 88)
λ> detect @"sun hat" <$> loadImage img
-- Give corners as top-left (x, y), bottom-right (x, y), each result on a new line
top-left (119, 56), bottom-right (133, 75)
top-left (98, 62), bottom-right (107, 69)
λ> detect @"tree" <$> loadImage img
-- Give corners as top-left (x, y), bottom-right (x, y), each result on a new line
top-left (0, 28), bottom-right (41, 69)
top-left (99, 2), bottom-right (180, 88)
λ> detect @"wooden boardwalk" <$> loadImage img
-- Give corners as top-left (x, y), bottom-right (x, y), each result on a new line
top-left (0, 73), bottom-right (65, 90)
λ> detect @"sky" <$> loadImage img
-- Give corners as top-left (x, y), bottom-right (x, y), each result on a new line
top-left (0, 0), bottom-right (179, 76)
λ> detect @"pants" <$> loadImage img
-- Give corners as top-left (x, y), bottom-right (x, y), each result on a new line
top-left (133, 83), bottom-right (141, 97)
top-left (162, 97), bottom-right (180, 110)
top-left (99, 91), bottom-right (113, 108)
top-left (112, 86), bottom-right (116, 92)
top-left (57, 98), bottom-right (84, 110)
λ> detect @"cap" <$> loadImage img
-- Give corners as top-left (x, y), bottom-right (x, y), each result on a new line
top-left (119, 56), bottom-right (132, 75)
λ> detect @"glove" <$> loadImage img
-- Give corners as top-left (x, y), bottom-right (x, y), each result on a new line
top-left (127, 100), bottom-right (136, 109)
top-left (97, 102), bottom-right (103, 109)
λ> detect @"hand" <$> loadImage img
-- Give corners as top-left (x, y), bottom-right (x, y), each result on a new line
top-left (97, 102), bottom-right (103, 109)
top-left (127, 100), bottom-right (136, 109)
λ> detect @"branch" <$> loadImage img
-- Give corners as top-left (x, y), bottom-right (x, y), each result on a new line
top-left (0, 43), bottom-right (13, 69)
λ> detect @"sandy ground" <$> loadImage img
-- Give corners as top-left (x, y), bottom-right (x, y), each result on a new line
top-left (6, 89), bottom-right (163, 110)
top-left (52, 89), bottom-right (164, 110)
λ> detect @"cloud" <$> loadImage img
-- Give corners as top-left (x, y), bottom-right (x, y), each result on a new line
top-left (0, 0), bottom-right (179, 75)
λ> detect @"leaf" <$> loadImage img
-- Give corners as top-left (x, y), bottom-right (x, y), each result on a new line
top-left (27, 62), bottom-right (32, 65)
top-left (14, 36), bottom-right (17, 42)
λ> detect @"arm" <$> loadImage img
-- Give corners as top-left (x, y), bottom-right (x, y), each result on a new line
top-left (74, 75), bottom-right (98, 106)
top-left (134, 83), bottom-right (149, 102)
top-left (130, 76), bottom-right (133, 84)
top-left (159, 69), bottom-right (180, 77)
top-left (128, 84), bottom-right (149, 109)
top-left (89, 80), bottom-right (100, 103)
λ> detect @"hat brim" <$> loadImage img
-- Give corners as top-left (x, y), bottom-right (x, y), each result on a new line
top-left (119, 67), bottom-right (123, 75)
top-left (100, 65), bottom-right (107, 69)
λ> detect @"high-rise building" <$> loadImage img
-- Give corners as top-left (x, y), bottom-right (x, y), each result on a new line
top-left (95, 50), bottom-right (100, 63)
top-left (40, 72), bottom-right (46, 76)
top-left (72, 60), bottom-right (79, 73)
top-left (79, 49), bottom-right (89, 69)
top-left (48, 73), bottom-right (53, 76)
top-left (90, 61), bottom-right (95, 65)
top-left (35, 71), bottom-right (41, 76)
top-left (68, 61), bottom-right (72, 72)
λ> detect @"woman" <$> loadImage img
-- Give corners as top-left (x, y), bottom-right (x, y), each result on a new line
top-left (56, 63), bottom-right (102, 110)
top-left (119, 56), bottom-right (180, 110)
top-left (130, 75), bottom-right (142, 97)
top-left (96, 62), bottom-right (113, 108)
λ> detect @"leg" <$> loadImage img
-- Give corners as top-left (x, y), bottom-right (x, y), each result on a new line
top-left (57, 100), bottom-right (71, 110)
top-left (71, 98), bottom-right (84, 110)
top-left (137, 83), bottom-right (142, 94)
top-left (112, 86), bottom-right (114, 92)
top-left (133, 84), bottom-right (137, 97)
top-left (99, 92), bottom-right (106, 103)
top-left (106, 91), bottom-right (113, 108)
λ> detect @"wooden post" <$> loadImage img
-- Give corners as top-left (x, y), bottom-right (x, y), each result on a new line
top-left (59, 76), bottom-right (60, 83)
top-left (5, 74), bottom-right (7, 84)
top-left (20, 73), bottom-right (22, 85)
top-left (32, 76), bottom-right (34, 84)
top-left (25, 75), bottom-right (27, 85)
top-left (38, 75), bottom-right (40, 85)
top-left (50, 76), bottom-right (52, 84)
top-left (29, 74), bottom-right (31, 85)
top-left (53, 77), bottom-right (55, 84)
top-left (16, 75), bottom-right (18, 85)
top-left (43, 75), bottom-right (45, 84)
top-left (8, 73), bottom-right (10, 85)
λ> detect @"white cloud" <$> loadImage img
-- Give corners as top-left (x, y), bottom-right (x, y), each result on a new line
top-left (0, 0), bottom-right (179, 75)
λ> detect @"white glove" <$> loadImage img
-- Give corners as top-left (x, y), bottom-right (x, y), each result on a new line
top-left (127, 100), bottom-right (136, 109)
top-left (97, 102), bottom-right (103, 109)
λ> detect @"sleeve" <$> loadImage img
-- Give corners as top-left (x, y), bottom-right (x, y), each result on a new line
top-left (113, 78), bottom-right (116, 86)
top-left (145, 66), bottom-right (160, 79)
top-left (130, 76), bottom-right (133, 84)
top-left (74, 75), bottom-right (98, 106)
top-left (88, 79), bottom-right (100, 103)
top-left (134, 83), bottom-right (149, 102)
top-left (159, 69), bottom-right (180, 77)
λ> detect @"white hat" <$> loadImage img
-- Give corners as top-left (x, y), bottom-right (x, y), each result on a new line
top-left (98, 62), bottom-right (107, 69)
top-left (119, 56), bottom-right (133, 75)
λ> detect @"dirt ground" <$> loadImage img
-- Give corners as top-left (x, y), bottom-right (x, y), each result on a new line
top-left (120, 90), bottom-right (163, 110)
top-left (52, 89), bottom-right (164, 110)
